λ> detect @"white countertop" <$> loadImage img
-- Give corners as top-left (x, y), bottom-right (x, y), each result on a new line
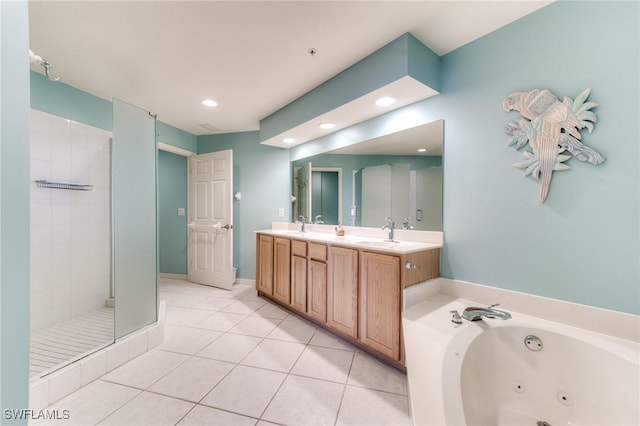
top-left (256, 225), bottom-right (442, 254)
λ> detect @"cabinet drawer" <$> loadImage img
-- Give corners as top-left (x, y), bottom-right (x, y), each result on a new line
top-left (292, 240), bottom-right (307, 257)
top-left (308, 242), bottom-right (327, 261)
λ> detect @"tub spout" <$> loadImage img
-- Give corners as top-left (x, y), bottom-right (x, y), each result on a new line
top-left (462, 303), bottom-right (511, 321)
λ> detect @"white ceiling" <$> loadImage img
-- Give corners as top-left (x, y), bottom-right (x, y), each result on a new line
top-left (28, 1), bottom-right (551, 137)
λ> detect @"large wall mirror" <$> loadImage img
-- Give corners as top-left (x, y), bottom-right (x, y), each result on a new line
top-left (291, 119), bottom-right (443, 231)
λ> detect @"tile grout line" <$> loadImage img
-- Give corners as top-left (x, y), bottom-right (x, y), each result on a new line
top-left (332, 350), bottom-right (357, 425)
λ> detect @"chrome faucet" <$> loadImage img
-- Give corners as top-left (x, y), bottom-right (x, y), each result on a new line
top-left (381, 217), bottom-right (395, 241)
top-left (296, 215), bottom-right (306, 232)
top-left (402, 217), bottom-right (414, 230)
top-left (314, 215), bottom-right (324, 224)
top-left (462, 303), bottom-right (511, 321)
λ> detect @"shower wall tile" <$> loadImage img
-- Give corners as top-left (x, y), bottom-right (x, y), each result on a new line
top-left (30, 109), bottom-right (112, 332)
top-left (51, 139), bottom-right (71, 164)
top-left (51, 160), bottom-right (71, 180)
top-left (31, 203), bottom-right (51, 226)
top-left (30, 224), bottom-right (51, 249)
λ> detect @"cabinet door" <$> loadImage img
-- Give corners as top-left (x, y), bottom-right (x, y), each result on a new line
top-left (256, 234), bottom-right (274, 294)
top-left (291, 255), bottom-right (307, 311)
top-left (307, 259), bottom-right (327, 322)
top-left (273, 237), bottom-right (291, 304)
top-left (360, 251), bottom-right (401, 360)
top-left (327, 246), bottom-right (358, 338)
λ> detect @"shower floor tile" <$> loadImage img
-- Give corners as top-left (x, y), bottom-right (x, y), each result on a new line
top-left (30, 307), bottom-right (114, 378)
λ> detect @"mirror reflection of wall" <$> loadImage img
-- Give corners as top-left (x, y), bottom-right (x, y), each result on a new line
top-left (292, 163), bottom-right (310, 222)
top-left (290, 119), bottom-right (443, 231)
top-left (293, 164), bottom-right (343, 225)
top-left (360, 163), bottom-right (409, 227)
top-left (311, 168), bottom-right (341, 225)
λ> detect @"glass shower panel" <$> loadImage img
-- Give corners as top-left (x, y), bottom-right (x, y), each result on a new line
top-left (112, 99), bottom-right (157, 339)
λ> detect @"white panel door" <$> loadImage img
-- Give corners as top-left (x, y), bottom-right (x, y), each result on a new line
top-left (187, 149), bottom-right (234, 290)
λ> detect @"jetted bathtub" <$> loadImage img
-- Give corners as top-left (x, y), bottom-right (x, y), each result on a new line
top-left (403, 296), bottom-right (640, 426)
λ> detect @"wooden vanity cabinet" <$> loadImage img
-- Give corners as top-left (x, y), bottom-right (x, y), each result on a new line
top-left (359, 251), bottom-right (401, 360)
top-left (307, 243), bottom-right (328, 323)
top-left (256, 234), bottom-right (274, 295)
top-left (291, 240), bottom-right (307, 312)
top-left (327, 246), bottom-right (359, 339)
top-left (273, 237), bottom-right (291, 304)
top-left (256, 231), bottom-right (440, 369)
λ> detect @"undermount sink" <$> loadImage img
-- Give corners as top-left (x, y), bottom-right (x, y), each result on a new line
top-left (355, 240), bottom-right (411, 249)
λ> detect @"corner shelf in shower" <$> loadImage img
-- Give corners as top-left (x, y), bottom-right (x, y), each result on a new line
top-left (35, 180), bottom-right (93, 191)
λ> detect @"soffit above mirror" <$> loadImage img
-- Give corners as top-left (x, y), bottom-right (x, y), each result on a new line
top-left (259, 33), bottom-right (441, 149)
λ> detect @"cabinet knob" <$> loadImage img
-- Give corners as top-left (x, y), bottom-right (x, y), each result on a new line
top-left (405, 262), bottom-right (416, 270)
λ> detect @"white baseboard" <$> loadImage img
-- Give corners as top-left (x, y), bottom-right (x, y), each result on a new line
top-left (159, 273), bottom-right (254, 287)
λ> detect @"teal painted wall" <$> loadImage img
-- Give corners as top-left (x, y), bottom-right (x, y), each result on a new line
top-left (30, 72), bottom-right (113, 131)
top-left (1, 1), bottom-right (31, 422)
top-left (31, 71), bottom-right (197, 152)
top-left (158, 151), bottom-right (188, 275)
top-left (21, 1), bottom-right (638, 318)
top-left (438, 1), bottom-right (639, 314)
top-left (156, 122), bottom-right (197, 154)
top-left (198, 132), bottom-right (290, 279)
top-left (294, 2), bottom-right (639, 314)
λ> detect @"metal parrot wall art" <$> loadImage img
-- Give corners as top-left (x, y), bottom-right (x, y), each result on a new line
top-left (502, 88), bottom-right (604, 203)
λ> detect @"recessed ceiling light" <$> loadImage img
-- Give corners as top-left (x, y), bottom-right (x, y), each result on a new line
top-left (318, 122), bottom-right (335, 130)
top-left (202, 99), bottom-right (218, 107)
top-left (375, 97), bottom-right (396, 107)
top-left (418, 148), bottom-right (427, 153)
top-left (283, 138), bottom-right (295, 144)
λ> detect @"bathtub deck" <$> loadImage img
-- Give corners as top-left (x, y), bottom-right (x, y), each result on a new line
top-left (30, 307), bottom-right (114, 378)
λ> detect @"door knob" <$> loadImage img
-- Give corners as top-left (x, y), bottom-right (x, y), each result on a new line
top-left (222, 224), bottom-right (233, 230)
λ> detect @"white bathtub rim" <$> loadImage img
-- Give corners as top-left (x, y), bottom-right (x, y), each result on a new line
top-left (411, 277), bottom-right (640, 343)
top-left (403, 295), bottom-right (640, 426)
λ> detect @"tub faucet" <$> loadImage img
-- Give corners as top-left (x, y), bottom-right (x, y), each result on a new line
top-left (462, 303), bottom-right (511, 321)
top-left (382, 217), bottom-right (395, 241)
top-left (296, 215), bottom-right (306, 232)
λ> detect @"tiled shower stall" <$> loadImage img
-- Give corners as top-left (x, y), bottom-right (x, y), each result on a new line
top-left (29, 109), bottom-right (114, 377)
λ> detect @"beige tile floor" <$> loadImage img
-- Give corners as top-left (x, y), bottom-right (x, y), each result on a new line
top-left (33, 278), bottom-right (411, 426)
